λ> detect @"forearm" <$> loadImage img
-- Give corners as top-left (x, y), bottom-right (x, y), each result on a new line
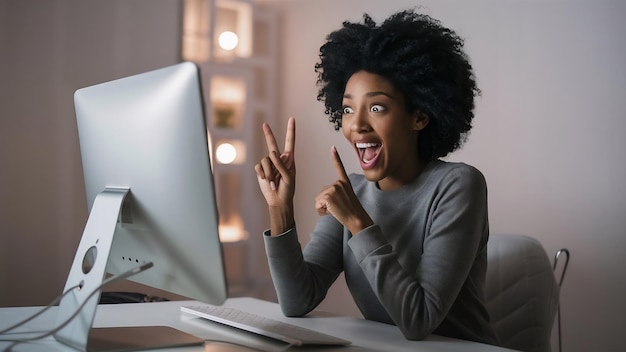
top-left (349, 224), bottom-right (480, 340)
top-left (349, 226), bottom-right (443, 339)
top-left (263, 227), bottom-right (338, 316)
top-left (268, 204), bottom-right (294, 236)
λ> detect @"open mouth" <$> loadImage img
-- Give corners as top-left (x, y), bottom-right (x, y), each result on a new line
top-left (356, 142), bottom-right (382, 168)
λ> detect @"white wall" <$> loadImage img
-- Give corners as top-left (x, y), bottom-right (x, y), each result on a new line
top-left (265, 0), bottom-right (626, 351)
top-left (1, 0), bottom-right (624, 350)
top-left (0, 0), bottom-right (182, 306)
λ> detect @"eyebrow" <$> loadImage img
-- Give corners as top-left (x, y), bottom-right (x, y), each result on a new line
top-left (343, 91), bottom-right (395, 100)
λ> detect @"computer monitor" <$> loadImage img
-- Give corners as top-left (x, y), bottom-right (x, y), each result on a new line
top-left (54, 62), bottom-right (227, 351)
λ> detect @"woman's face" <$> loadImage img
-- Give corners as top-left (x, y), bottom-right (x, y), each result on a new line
top-left (341, 70), bottom-right (428, 191)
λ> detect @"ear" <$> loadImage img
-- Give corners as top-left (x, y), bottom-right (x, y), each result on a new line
top-left (413, 111), bottom-right (430, 131)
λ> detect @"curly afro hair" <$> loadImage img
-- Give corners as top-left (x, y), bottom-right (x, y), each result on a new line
top-left (315, 9), bottom-right (479, 160)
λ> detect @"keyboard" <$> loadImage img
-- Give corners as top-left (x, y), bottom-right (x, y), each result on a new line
top-left (180, 304), bottom-right (351, 346)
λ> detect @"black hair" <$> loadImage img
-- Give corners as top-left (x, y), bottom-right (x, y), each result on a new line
top-left (315, 9), bottom-right (479, 160)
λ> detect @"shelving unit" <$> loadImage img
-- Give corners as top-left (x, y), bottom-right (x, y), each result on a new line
top-left (182, 0), bottom-right (277, 298)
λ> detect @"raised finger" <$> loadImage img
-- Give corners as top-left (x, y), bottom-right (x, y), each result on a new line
top-left (262, 123), bottom-right (281, 155)
top-left (331, 146), bottom-right (350, 183)
top-left (283, 117), bottom-right (296, 156)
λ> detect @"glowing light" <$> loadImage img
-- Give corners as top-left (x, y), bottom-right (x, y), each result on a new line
top-left (218, 31), bottom-right (239, 51)
top-left (219, 225), bottom-right (248, 242)
top-left (216, 143), bottom-right (237, 164)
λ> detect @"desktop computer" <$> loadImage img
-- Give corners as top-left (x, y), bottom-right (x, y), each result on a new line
top-left (54, 62), bottom-right (227, 351)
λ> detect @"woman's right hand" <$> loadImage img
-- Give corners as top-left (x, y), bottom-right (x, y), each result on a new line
top-left (254, 117), bottom-right (296, 235)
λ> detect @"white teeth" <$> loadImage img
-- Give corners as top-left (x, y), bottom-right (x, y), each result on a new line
top-left (356, 142), bottom-right (379, 149)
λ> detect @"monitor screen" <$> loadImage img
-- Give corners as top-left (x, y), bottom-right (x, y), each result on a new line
top-left (76, 61), bottom-right (226, 303)
top-left (54, 62), bottom-right (227, 350)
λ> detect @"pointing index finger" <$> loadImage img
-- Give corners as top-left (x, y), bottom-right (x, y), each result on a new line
top-left (262, 122), bottom-right (280, 154)
top-left (283, 117), bottom-right (296, 156)
top-left (332, 146), bottom-right (350, 183)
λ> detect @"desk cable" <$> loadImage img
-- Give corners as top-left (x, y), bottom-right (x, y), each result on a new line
top-left (0, 283), bottom-right (82, 335)
top-left (0, 262), bottom-right (153, 344)
top-left (1, 262), bottom-right (299, 351)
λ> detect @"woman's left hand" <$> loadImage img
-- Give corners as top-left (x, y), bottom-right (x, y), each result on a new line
top-left (315, 146), bottom-right (374, 235)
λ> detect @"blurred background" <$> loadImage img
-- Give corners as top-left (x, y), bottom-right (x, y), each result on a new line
top-left (1, 1), bottom-right (624, 351)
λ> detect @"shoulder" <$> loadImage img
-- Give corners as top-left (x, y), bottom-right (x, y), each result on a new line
top-left (427, 160), bottom-right (486, 189)
top-left (345, 161), bottom-right (486, 193)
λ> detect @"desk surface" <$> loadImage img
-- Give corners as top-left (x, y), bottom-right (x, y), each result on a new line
top-left (0, 297), bottom-right (515, 351)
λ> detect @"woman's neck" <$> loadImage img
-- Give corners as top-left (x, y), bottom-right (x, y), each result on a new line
top-left (377, 158), bottom-right (429, 191)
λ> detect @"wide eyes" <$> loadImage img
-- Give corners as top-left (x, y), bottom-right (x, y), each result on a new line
top-left (370, 104), bottom-right (384, 113)
top-left (341, 104), bottom-right (385, 115)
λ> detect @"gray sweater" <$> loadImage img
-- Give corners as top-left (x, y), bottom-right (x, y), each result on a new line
top-left (263, 160), bottom-right (499, 345)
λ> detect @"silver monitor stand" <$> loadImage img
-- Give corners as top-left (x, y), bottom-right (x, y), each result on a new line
top-left (54, 188), bottom-right (204, 351)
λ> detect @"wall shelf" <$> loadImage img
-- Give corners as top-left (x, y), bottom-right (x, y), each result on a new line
top-left (182, 0), bottom-right (278, 299)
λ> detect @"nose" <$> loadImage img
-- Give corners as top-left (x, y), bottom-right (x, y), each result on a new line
top-left (349, 109), bottom-right (371, 133)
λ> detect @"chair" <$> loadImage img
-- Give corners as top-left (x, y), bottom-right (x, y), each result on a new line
top-left (485, 234), bottom-right (563, 352)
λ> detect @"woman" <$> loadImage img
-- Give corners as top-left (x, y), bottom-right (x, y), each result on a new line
top-left (254, 9), bottom-right (498, 345)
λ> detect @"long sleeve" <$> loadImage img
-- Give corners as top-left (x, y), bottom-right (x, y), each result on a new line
top-left (263, 215), bottom-right (344, 316)
top-left (263, 160), bottom-right (497, 345)
top-left (348, 164), bottom-right (491, 341)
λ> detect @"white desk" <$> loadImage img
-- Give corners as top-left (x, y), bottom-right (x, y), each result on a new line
top-left (0, 297), bottom-right (515, 351)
